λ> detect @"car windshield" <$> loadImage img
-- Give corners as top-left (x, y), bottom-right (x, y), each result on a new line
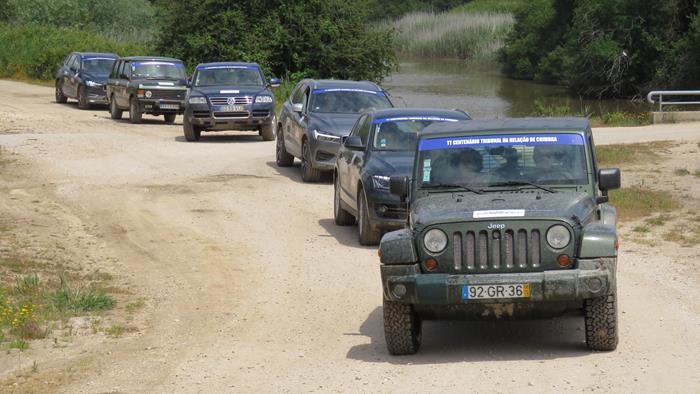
top-left (131, 61), bottom-right (185, 80)
top-left (82, 58), bottom-right (115, 74)
top-left (372, 116), bottom-right (462, 151)
top-left (194, 67), bottom-right (264, 87)
top-left (417, 133), bottom-right (589, 188)
top-left (310, 89), bottom-right (392, 113)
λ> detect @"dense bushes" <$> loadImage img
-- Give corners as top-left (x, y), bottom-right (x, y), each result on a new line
top-left (156, 0), bottom-right (397, 82)
top-left (500, 0), bottom-right (700, 98)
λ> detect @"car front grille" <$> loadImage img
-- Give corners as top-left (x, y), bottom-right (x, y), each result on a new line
top-left (374, 203), bottom-right (406, 220)
top-left (209, 96), bottom-right (253, 105)
top-left (193, 110), bottom-right (210, 118)
top-left (147, 89), bottom-right (186, 100)
top-left (251, 109), bottom-right (270, 117)
top-left (212, 112), bottom-right (248, 118)
top-left (451, 228), bottom-right (541, 272)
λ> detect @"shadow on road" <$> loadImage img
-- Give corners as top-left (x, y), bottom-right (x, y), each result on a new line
top-left (174, 134), bottom-right (264, 143)
top-left (317, 218), bottom-right (378, 250)
top-left (264, 161), bottom-right (333, 184)
top-left (346, 307), bottom-right (590, 363)
top-left (55, 101), bottom-right (109, 111)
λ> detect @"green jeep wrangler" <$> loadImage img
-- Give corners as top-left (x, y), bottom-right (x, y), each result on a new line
top-left (380, 118), bottom-right (621, 355)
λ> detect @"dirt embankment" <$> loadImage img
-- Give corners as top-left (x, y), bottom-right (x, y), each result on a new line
top-left (0, 79), bottom-right (699, 393)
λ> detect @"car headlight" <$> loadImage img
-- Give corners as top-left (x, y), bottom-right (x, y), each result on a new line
top-left (255, 95), bottom-right (273, 103)
top-left (546, 225), bottom-right (571, 249)
top-left (371, 175), bottom-right (390, 190)
top-left (424, 228), bottom-right (448, 254)
top-left (188, 96), bottom-right (207, 105)
top-left (85, 80), bottom-right (101, 87)
top-left (313, 130), bottom-right (341, 143)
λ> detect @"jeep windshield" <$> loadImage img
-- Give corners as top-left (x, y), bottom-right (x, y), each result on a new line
top-left (310, 89), bottom-right (392, 114)
top-left (194, 66), bottom-right (264, 87)
top-left (372, 116), bottom-right (461, 151)
top-left (82, 57), bottom-right (115, 74)
top-left (131, 61), bottom-right (186, 80)
top-left (417, 133), bottom-right (589, 189)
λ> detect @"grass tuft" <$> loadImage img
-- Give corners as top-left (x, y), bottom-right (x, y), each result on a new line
top-left (50, 275), bottom-right (116, 313)
top-left (595, 141), bottom-right (672, 167)
top-left (609, 187), bottom-right (681, 221)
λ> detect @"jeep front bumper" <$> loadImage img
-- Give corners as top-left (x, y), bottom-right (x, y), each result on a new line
top-left (186, 104), bottom-right (274, 131)
top-left (381, 258), bottom-right (615, 304)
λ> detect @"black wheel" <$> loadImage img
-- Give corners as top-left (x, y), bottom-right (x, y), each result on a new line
top-left (383, 299), bottom-right (421, 355)
top-left (334, 175), bottom-right (355, 225)
top-left (584, 293), bottom-right (618, 351)
top-left (275, 127), bottom-right (294, 167)
top-left (301, 139), bottom-right (321, 182)
top-left (260, 122), bottom-right (275, 141)
top-left (109, 95), bottom-right (122, 120)
top-left (77, 85), bottom-right (90, 109)
top-left (164, 113), bottom-right (176, 124)
top-left (358, 188), bottom-right (381, 245)
top-left (129, 97), bottom-right (142, 124)
top-left (55, 80), bottom-right (68, 103)
top-left (183, 116), bottom-right (201, 142)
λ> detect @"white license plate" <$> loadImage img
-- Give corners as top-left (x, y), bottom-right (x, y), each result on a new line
top-left (462, 284), bottom-right (531, 300)
top-left (160, 103), bottom-right (179, 109)
top-left (215, 105), bottom-right (245, 112)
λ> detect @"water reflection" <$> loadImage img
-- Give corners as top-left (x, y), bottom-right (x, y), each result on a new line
top-left (383, 58), bottom-right (650, 118)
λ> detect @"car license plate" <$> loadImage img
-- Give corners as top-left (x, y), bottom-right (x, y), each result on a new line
top-left (215, 105), bottom-right (245, 112)
top-left (462, 284), bottom-right (530, 300)
top-left (160, 103), bottom-right (179, 110)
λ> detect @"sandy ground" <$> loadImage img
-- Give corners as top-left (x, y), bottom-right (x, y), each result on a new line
top-left (0, 79), bottom-right (699, 393)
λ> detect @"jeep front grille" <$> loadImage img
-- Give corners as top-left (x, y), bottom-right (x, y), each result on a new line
top-left (452, 228), bottom-right (541, 272)
top-left (209, 96), bottom-right (252, 106)
top-left (147, 90), bottom-right (186, 100)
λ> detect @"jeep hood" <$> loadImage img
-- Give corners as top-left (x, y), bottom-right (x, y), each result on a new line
top-left (135, 79), bottom-right (187, 88)
top-left (411, 191), bottom-right (596, 228)
top-left (308, 113), bottom-right (360, 137)
top-left (365, 151), bottom-right (415, 177)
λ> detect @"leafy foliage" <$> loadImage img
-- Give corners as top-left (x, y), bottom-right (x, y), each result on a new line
top-left (367, 0), bottom-right (469, 21)
top-left (155, 0), bottom-right (397, 82)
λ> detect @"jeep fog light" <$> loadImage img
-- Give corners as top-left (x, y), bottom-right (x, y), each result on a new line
top-left (393, 284), bottom-right (407, 298)
top-left (546, 225), bottom-right (571, 249)
top-left (424, 229), bottom-right (447, 254)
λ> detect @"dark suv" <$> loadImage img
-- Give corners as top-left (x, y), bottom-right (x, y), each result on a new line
top-left (55, 52), bottom-right (118, 109)
top-left (106, 56), bottom-right (187, 124)
top-left (183, 62), bottom-right (280, 142)
top-left (276, 79), bottom-right (393, 182)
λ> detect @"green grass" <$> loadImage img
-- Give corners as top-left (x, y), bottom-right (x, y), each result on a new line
top-left (594, 141), bottom-right (672, 167)
top-left (663, 224), bottom-right (700, 247)
top-left (531, 101), bottom-right (652, 127)
top-left (454, 0), bottom-right (525, 13)
top-left (609, 187), bottom-right (681, 221)
top-left (105, 324), bottom-right (125, 338)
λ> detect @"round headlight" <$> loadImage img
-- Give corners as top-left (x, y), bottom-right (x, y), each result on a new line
top-left (424, 229), bottom-right (448, 254)
top-left (145, 90), bottom-right (152, 98)
top-left (546, 225), bottom-right (571, 249)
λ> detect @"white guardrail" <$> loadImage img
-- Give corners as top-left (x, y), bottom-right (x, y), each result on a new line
top-left (647, 90), bottom-right (700, 111)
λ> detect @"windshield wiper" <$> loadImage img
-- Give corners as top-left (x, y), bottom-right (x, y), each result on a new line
top-left (421, 183), bottom-right (483, 194)
top-left (487, 181), bottom-right (556, 193)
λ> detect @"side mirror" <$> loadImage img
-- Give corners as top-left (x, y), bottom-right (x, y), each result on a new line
top-left (292, 103), bottom-right (303, 113)
top-left (598, 168), bottom-right (621, 191)
top-left (390, 176), bottom-right (409, 200)
top-left (269, 77), bottom-right (281, 88)
top-left (344, 135), bottom-right (364, 150)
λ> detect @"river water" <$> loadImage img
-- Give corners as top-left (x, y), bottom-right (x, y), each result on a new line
top-left (383, 58), bottom-right (649, 119)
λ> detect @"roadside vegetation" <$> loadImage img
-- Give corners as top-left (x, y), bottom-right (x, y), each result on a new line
top-left (531, 100), bottom-right (652, 127)
top-left (453, 0), bottom-right (523, 13)
top-left (595, 141), bottom-right (672, 166)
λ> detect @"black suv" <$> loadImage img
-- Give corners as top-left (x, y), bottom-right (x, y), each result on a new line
top-left (183, 62), bottom-right (280, 142)
top-left (55, 52), bottom-right (118, 109)
top-left (106, 56), bottom-right (187, 124)
top-left (276, 79), bottom-right (393, 182)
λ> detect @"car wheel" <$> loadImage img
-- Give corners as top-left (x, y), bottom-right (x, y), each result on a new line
top-left (183, 116), bottom-right (200, 142)
top-left (260, 122), bottom-right (275, 141)
top-left (129, 97), bottom-right (142, 124)
top-left (275, 127), bottom-right (294, 166)
top-left (301, 139), bottom-right (321, 182)
top-left (55, 80), bottom-right (68, 103)
top-left (334, 175), bottom-right (355, 225)
top-left (358, 188), bottom-right (381, 245)
top-left (109, 95), bottom-right (122, 120)
top-left (164, 113), bottom-right (176, 124)
top-left (77, 85), bottom-right (90, 110)
top-left (584, 293), bottom-right (618, 351)
top-left (383, 299), bottom-right (421, 355)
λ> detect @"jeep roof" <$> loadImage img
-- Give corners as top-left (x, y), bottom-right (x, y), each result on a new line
top-left (422, 117), bottom-right (590, 135)
top-left (72, 52), bottom-right (118, 58)
top-left (117, 56), bottom-right (184, 63)
top-left (305, 79), bottom-right (383, 91)
top-left (366, 107), bottom-right (471, 119)
top-left (194, 61), bottom-right (261, 69)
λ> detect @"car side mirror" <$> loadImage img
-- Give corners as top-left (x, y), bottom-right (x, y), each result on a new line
top-left (292, 103), bottom-right (303, 113)
top-left (390, 176), bottom-right (409, 200)
top-left (269, 77), bottom-right (280, 88)
top-left (597, 168), bottom-right (620, 203)
top-left (344, 136), bottom-right (364, 150)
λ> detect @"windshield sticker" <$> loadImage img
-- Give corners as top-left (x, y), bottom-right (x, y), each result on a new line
top-left (422, 159), bottom-right (432, 182)
top-left (419, 134), bottom-right (584, 151)
top-left (312, 88), bottom-right (385, 95)
top-left (220, 90), bottom-right (240, 94)
top-left (131, 62), bottom-right (183, 68)
top-left (373, 116), bottom-right (460, 124)
top-left (197, 65), bottom-right (259, 70)
top-left (473, 209), bottom-right (525, 218)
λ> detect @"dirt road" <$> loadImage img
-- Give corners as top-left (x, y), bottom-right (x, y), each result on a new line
top-left (1, 79), bottom-right (699, 393)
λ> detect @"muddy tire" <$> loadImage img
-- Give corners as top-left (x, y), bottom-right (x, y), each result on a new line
top-left (334, 175), bottom-right (355, 225)
top-left (358, 189), bottom-right (381, 245)
top-left (183, 116), bottom-right (201, 142)
top-left (109, 95), bottom-right (122, 120)
top-left (163, 113), bottom-right (176, 124)
top-left (55, 80), bottom-right (68, 103)
top-left (301, 139), bottom-right (321, 182)
top-left (276, 127), bottom-right (294, 166)
top-left (260, 123), bottom-right (275, 141)
top-left (383, 299), bottom-right (421, 355)
top-left (77, 85), bottom-right (90, 109)
top-left (129, 97), bottom-right (142, 124)
top-left (584, 293), bottom-right (618, 351)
